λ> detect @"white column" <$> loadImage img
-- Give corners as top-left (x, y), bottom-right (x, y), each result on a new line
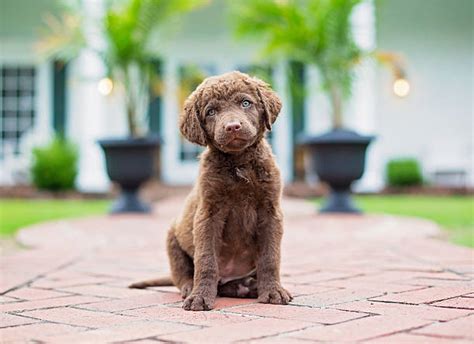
top-left (349, 0), bottom-right (376, 135)
top-left (351, 0), bottom-right (383, 192)
top-left (69, 0), bottom-right (110, 192)
top-left (304, 65), bottom-right (332, 135)
top-left (272, 61), bottom-right (293, 183)
top-left (161, 57), bottom-right (180, 184)
top-left (35, 61), bottom-right (53, 143)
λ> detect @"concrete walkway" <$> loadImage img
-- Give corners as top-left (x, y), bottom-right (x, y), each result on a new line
top-left (1, 196), bottom-right (472, 343)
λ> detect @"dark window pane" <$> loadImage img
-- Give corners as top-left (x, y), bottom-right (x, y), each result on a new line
top-left (2, 90), bottom-right (17, 97)
top-left (20, 90), bottom-right (33, 97)
top-left (19, 68), bottom-right (35, 77)
top-left (3, 68), bottom-right (17, 77)
top-left (0, 66), bottom-right (37, 157)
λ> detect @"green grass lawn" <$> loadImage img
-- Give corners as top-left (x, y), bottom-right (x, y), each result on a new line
top-left (0, 199), bottom-right (110, 236)
top-left (314, 195), bottom-right (474, 247)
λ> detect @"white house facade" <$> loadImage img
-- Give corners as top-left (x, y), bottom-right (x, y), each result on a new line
top-left (1, 0), bottom-right (472, 192)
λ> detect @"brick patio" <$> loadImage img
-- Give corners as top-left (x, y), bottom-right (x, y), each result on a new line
top-left (1, 196), bottom-right (473, 343)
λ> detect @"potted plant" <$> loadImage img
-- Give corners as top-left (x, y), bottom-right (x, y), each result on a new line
top-left (38, 0), bottom-right (206, 213)
top-left (234, 0), bottom-right (406, 213)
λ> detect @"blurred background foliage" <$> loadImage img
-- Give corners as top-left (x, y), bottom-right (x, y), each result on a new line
top-left (386, 158), bottom-right (423, 187)
top-left (31, 137), bottom-right (78, 191)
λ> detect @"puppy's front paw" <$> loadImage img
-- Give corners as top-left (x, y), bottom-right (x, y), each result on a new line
top-left (258, 284), bottom-right (293, 305)
top-left (183, 292), bottom-right (215, 311)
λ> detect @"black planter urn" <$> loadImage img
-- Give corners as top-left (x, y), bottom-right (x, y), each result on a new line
top-left (299, 129), bottom-right (374, 213)
top-left (98, 136), bottom-right (160, 214)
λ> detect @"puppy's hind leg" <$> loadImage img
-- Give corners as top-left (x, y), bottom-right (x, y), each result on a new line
top-left (218, 274), bottom-right (258, 298)
top-left (167, 229), bottom-right (194, 299)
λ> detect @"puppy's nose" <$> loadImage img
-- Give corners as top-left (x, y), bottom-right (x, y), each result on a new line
top-left (225, 121), bottom-right (242, 132)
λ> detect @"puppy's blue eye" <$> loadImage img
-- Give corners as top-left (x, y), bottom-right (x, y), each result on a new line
top-left (207, 109), bottom-right (216, 116)
top-left (242, 100), bottom-right (251, 108)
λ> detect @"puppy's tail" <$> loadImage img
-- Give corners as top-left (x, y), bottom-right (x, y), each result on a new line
top-left (128, 276), bottom-right (174, 289)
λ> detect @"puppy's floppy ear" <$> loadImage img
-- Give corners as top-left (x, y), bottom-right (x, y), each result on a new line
top-left (179, 91), bottom-right (207, 146)
top-left (254, 78), bottom-right (282, 131)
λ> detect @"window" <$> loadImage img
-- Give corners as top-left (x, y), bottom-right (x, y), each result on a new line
top-left (178, 64), bottom-right (216, 161)
top-left (0, 66), bottom-right (36, 159)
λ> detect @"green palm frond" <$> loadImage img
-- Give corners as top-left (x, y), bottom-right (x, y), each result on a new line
top-left (36, 11), bottom-right (86, 61)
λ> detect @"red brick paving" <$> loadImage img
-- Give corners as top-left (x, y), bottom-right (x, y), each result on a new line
top-left (160, 317), bottom-right (312, 343)
top-left (36, 321), bottom-right (196, 344)
top-left (5, 287), bottom-right (71, 300)
top-left (333, 300), bottom-right (472, 321)
top-left (1, 196), bottom-right (473, 343)
top-left (31, 275), bottom-right (118, 289)
top-left (365, 333), bottom-right (472, 343)
top-left (290, 314), bottom-right (431, 342)
top-left (291, 287), bottom-right (384, 307)
top-left (0, 296), bottom-right (18, 303)
top-left (370, 286), bottom-right (473, 305)
top-left (222, 303), bottom-right (366, 324)
top-left (55, 284), bottom-right (158, 299)
top-left (0, 295), bottom-right (104, 313)
top-left (412, 314), bottom-right (474, 340)
top-left (0, 323), bottom-right (88, 342)
top-left (123, 305), bottom-right (255, 326)
top-left (20, 307), bottom-right (137, 328)
top-left (0, 313), bottom-right (39, 328)
top-left (75, 293), bottom-right (182, 312)
top-left (431, 296), bottom-right (474, 310)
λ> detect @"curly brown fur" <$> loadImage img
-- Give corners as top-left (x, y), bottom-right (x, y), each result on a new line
top-left (130, 71), bottom-right (292, 311)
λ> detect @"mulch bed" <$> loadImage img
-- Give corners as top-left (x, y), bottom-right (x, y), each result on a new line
top-left (283, 183), bottom-right (474, 199)
top-left (1, 182), bottom-right (471, 201)
top-left (283, 181), bottom-right (328, 198)
top-left (0, 182), bottom-right (192, 202)
top-left (0, 185), bottom-right (110, 200)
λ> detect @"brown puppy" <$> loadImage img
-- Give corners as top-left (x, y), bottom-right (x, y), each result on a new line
top-left (130, 71), bottom-right (292, 311)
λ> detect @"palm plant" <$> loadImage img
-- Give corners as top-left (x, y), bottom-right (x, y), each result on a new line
top-left (232, 0), bottom-right (403, 129)
top-left (38, 0), bottom-right (207, 137)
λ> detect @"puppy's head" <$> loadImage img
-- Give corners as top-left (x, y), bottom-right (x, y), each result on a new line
top-left (179, 71), bottom-right (282, 153)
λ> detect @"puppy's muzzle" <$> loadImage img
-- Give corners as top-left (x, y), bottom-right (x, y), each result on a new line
top-left (225, 121), bottom-right (242, 133)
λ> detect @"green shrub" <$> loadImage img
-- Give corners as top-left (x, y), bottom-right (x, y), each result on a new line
top-left (386, 158), bottom-right (423, 187)
top-left (31, 138), bottom-right (78, 191)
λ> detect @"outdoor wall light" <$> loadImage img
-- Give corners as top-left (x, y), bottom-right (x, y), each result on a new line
top-left (393, 78), bottom-right (410, 97)
top-left (375, 52), bottom-right (410, 98)
top-left (98, 77), bottom-right (114, 96)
